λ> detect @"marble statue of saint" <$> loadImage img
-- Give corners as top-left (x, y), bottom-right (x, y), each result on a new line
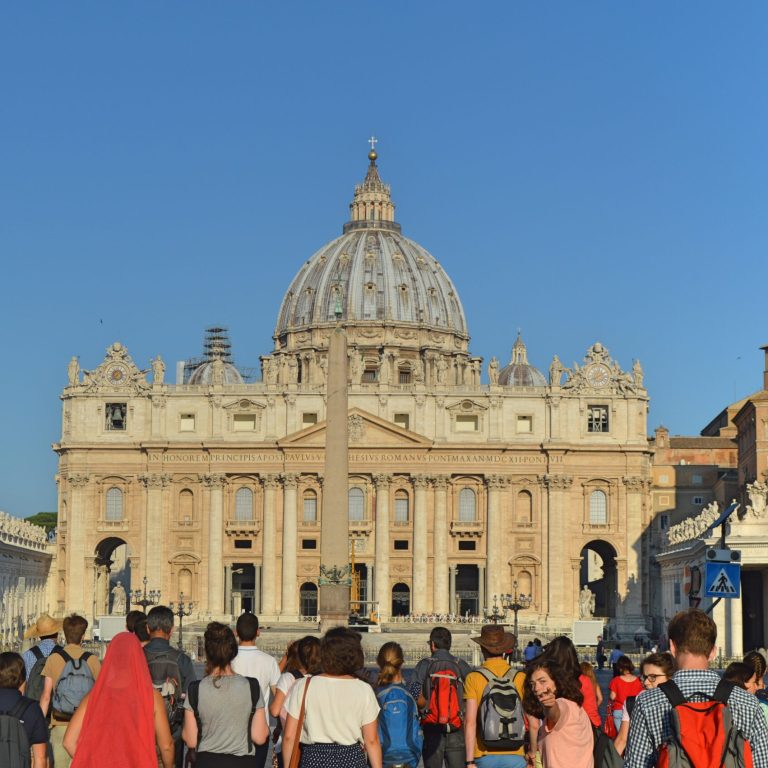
top-left (633, 360), bottom-right (644, 388)
top-left (436, 356), bottom-right (448, 385)
top-left (68, 356), bottom-right (80, 387)
top-left (111, 581), bottom-right (127, 615)
top-left (488, 357), bottom-right (500, 385)
top-left (211, 358), bottom-right (225, 386)
top-left (152, 355), bottom-right (165, 385)
top-left (579, 585), bottom-right (596, 619)
top-left (549, 355), bottom-right (563, 386)
top-left (349, 351), bottom-right (362, 384)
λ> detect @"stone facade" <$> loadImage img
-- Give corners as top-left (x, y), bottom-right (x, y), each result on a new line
top-left (54, 151), bottom-right (652, 636)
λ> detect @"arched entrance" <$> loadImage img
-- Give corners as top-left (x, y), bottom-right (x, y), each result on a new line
top-left (580, 540), bottom-right (618, 618)
top-left (392, 583), bottom-right (410, 616)
top-left (94, 537), bottom-right (131, 616)
top-left (300, 582), bottom-right (318, 617)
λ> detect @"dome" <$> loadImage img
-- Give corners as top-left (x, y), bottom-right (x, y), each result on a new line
top-left (274, 150), bottom-right (468, 343)
top-left (186, 327), bottom-right (245, 385)
top-left (187, 361), bottom-right (244, 386)
top-left (498, 334), bottom-right (547, 387)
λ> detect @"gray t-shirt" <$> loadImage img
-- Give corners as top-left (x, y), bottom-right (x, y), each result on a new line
top-left (184, 674), bottom-right (265, 756)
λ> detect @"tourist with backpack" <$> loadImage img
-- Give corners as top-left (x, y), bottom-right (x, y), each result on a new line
top-left (463, 625), bottom-right (527, 768)
top-left (625, 608), bottom-right (768, 768)
top-left (375, 642), bottom-right (423, 768)
top-left (39, 614), bottom-right (100, 768)
top-left (60, 632), bottom-right (175, 768)
top-left (410, 626), bottom-right (472, 768)
top-left (144, 605), bottom-right (197, 768)
top-left (182, 622), bottom-right (269, 768)
top-left (21, 613), bottom-right (62, 701)
top-left (0, 651), bottom-right (48, 768)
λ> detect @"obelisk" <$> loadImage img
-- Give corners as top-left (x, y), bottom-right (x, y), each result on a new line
top-left (319, 311), bottom-right (350, 630)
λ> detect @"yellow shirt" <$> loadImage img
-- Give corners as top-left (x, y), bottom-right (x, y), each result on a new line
top-left (464, 658), bottom-right (526, 759)
top-left (42, 644), bottom-right (101, 726)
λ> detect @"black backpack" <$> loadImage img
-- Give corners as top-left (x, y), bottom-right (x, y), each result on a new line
top-left (0, 697), bottom-right (34, 768)
top-left (25, 646), bottom-right (56, 702)
top-left (187, 677), bottom-right (261, 753)
top-left (145, 646), bottom-right (185, 729)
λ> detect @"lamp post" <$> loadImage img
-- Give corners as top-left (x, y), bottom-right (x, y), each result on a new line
top-left (170, 593), bottom-right (193, 651)
top-left (488, 594), bottom-right (503, 624)
top-left (499, 581), bottom-right (533, 659)
top-left (131, 576), bottom-right (161, 613)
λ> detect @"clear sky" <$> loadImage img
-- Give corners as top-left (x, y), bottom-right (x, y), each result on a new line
top-left (1, 2), bottom-right (766, 517)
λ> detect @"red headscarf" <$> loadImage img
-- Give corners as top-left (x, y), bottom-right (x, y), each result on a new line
top-left (71, 631), bottom-right (158, 768)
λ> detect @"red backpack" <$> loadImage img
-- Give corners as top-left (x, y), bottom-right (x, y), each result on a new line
top-left (655, 679), bottom-right (754, 768)
top-left (421, 658), bottom-right (464, 732)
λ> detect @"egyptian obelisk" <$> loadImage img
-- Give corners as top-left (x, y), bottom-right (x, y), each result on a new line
top-left (319, 301), bottom-right (350, 630)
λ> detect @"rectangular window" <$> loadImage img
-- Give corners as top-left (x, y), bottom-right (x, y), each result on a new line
top-left (233, 414), bottom-right (257, 431)
top-left (674, 582), bottom-right (681, 605)
top-left (393, 540), bottom-right (409, 550)
top-left (692, 474), bottom-right (703, 485)
top-left (180, 414), bottom-right (196, 432)
top-left (302, 413), bottom-right (318, 427)
top-left (455, 415), bottom-right (479, 432)
top-left (234, 540), bottom-right (252, 549)
top-left (516, 415), bottom-right (533, 433)
top-left (105, 403), bottom-right (127, 431)
top-left (399, 370), bottom-right (412, 384)
top-left (659, 514), bottom-right (669, 530)
top-left (394, 413), bottom-right (410, 430)
top-left (458, 540), bottom-right (476, 551)
top-left (301, 539), bottom-right (318, 550)
top-left (587, 405), bottom-right (609, 433)
top-left (394, 495), bottom-right (409, 523)
top-left (362, 368), bottom-right (378, 383)
top-left (693, 496), bottom-right (704, 505)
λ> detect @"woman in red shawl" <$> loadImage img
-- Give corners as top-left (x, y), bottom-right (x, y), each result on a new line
top-left (63, 631), bottom-right (174, 768)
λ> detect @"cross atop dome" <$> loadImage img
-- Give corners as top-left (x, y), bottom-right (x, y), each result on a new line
top-left (344, 140), bottom-right (399, 233)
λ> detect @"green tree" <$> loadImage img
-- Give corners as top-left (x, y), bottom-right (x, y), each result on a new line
top-left (25, 512), bottom-right (57, 533)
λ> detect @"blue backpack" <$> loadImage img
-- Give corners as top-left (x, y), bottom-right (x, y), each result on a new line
top-left (376, 684), bottom-right (423, 768)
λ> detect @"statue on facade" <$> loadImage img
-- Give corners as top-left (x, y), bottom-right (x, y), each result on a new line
top-left (287, 355), bottom-right (299, 384)
top-left (152, 355), bottom-right (165, 385)
top-left (211, 357), bottom-right (225, 386)
top-left (488, 357), bottom-right (500, 386)
top-left (436, 356), bottom-right (448, 385)
top-left (633, 360), bottom-right (644, 388)
top-left (579, 585), bottom-right (596, 619)
top-left (67, 356), bottom-right (80, 387)
top-left (349, 351), bottom-right (362, 384)
top-left (110, 581), bottom-right (127, 615)
top-left (747, 481), bottom-right (768, 518)
top-left (549, 355), bottom-right (563, 386)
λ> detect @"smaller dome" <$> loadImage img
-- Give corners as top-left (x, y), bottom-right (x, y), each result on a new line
top-left (498, 334), bottom-right (547, 387)
top-left (187, 361), bottom-right (244, 386)
top-left (185, 327), bottom-right (245, 386)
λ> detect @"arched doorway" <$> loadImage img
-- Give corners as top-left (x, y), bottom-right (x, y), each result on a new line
top-left (300, 582), bottom-right (318, 617)
top-left (94, 537), bottom-right (131, 616)
top-left (580, 540), bottom-right (618, 618)
top-left (392, 583), bottom-right (410, 616)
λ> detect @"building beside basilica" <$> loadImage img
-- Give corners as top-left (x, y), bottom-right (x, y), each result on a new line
top-left (54, 149), bottom-right (652, 636)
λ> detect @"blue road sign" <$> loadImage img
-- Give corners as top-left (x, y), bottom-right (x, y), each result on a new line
top-left (704, 560), bottom-right (741, 599)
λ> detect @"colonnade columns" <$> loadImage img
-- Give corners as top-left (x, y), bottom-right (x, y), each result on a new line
top-left (261, 475), bottom-right (280, 616)
top-left (544, 474), bottom-right (572, 619)
top-left (67, 474), bottom-right (90, 615)
top-left (433, 476), bottom-right (449, 613)
top-left (486, 475), bottom-right (505, 601)
top-left (621, 477), bottom-right (648, 629)
top-left (141, 473), bottom-right (169, 596)
top-left (281, 473), bottom-right (299, 618)
top-left (204, 474), bottom-right (226, 616)
top-left (374, 474), bottom-right (392, 621)
top-left (411, 475), bottom-right (430, 614)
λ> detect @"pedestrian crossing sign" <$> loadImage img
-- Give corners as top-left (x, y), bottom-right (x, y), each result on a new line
top-left (704, 561), bottom-right (741, 598)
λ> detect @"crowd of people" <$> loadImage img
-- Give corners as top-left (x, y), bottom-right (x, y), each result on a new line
top-left (4, 607), bottom-right (768, 767)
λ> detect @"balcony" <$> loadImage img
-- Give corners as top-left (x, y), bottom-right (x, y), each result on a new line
top-left (450, 520), bottom-right (484, 537)
top-left (97, 519), bottom-right (130, 533)
top-left (225, 519), bottom-right (261, 536)
top-left (349, 519), bottom-right (373, 536)
top-left (300, 520), bottom-right (321, 529)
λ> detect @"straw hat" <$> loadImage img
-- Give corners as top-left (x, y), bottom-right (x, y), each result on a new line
top-left (471, 624), bottom-right (517, 655)
top-left (24, 614), bottom-right (62, 639)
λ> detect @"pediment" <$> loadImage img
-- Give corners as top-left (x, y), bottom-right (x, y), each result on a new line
top-left (278, 407), bottom-right (433, 448)
top-left (223, 398), bottom-right (266, 411)
top-left (445, 398), bottom-right (488, 413)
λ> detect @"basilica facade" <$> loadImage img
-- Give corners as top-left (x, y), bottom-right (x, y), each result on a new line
top-left (54, 150), bottom-right (652, 636)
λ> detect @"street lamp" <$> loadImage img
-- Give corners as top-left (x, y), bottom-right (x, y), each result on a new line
top-left (488, 594), bottom-right (503, 624)
top-left (131, 576), bottom-right (161, 613)
top-left (499, 581), bottom-right (533, 659)
top-left (170, 593), bottom-right (193, 651)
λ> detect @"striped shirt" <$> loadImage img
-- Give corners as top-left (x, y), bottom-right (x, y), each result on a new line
top-left (625, 669), bottom-right (768, 768)
top-left (22, 638), bottom-right (58, 680)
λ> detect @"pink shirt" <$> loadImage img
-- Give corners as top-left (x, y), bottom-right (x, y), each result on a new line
top-left (538, 698), bottom-right (594, 768)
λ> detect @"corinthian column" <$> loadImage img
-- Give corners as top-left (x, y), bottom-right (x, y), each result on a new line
top-left (544, 474), bottom-right (573, 619)
top-left (486, 475), bottom-right (505, 599)
top-left (412, 475), bottom-right (430, 614)
top-left (281, 473), bottom-right (300, 618)
top-left (433, 476), bottom-right (449, 613)
top-left (373, 474), bottom-right (392, 620)
top-left (140, 473), bottom-right (170, 596)
top-left (66, 474), bottom-right (90, 615)
top-left (261, 474), bottom-right (280, 616)
top-left (204, 474), bottom-right (226, 616)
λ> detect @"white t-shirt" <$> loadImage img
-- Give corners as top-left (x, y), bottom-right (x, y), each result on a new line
top-left (285, 676), bottom-right (379, 745)
top-left (231, 645), bottom-right (281, 709)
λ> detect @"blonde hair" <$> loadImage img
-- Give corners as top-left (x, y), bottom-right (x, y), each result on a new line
top-left (580, 660), bottom-right (597, 686)
top-left (376, 641), bottom-right (404, 686)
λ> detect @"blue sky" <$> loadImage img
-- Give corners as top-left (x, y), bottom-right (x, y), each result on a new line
top-left (1, 2), bottom-right (766, 516)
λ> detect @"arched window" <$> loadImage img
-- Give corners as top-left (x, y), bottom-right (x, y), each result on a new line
top-left (458, 488), bottom-right (477, 522)
top-left (392, 583), bottom-right (410, 616)
top-left (105, 488), bottom-right (123, 521)
top-left (300, 582), bottom-right (318, 617)
top-left (303, 490), bottom-right (317, 522)
top-left (235, 488), bottom-right (254, 521)
top-left (179, 490), bottom-right (194, 524)
top-left (348, 487), bottom-right (365, 521)
top-left (517, 490), bottom-right (533, 524)
top-left (395, 490), bottom-right (409, 523)
top-left (589, 490), bottom-right (608, 525)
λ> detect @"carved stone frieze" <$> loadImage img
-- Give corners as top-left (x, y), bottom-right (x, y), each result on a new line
top-left (348, 414), bottom-right (366, 443)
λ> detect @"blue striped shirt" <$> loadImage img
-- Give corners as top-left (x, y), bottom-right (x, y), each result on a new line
top-left (22, 638), bottom-right (58, 680)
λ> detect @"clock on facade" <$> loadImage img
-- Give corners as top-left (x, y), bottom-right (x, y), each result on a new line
top-left (586, 364), bottom-right (610, 388)
top-left (107, 364), bottom-right (129, 383)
